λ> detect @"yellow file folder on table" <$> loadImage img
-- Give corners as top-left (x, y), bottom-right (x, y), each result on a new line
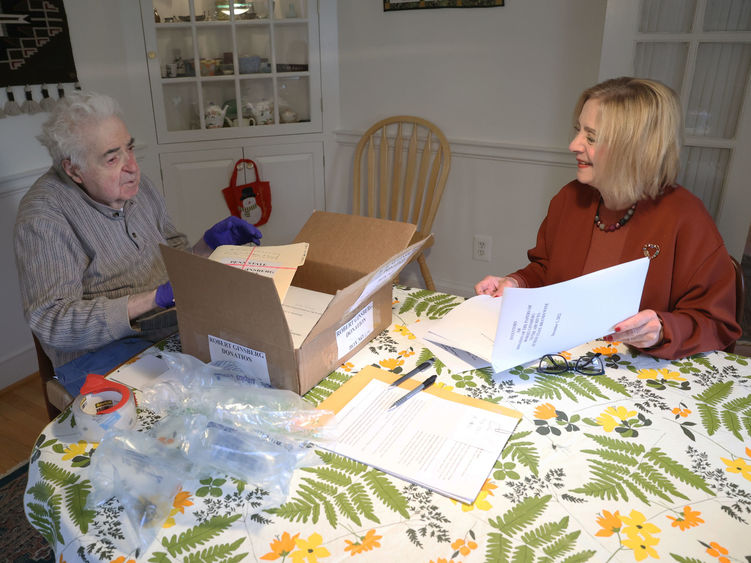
top-left (318, 365), bottom-right (522, 504)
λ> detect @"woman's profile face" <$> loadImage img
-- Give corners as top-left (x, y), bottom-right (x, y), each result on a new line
top-left (569, 98), bottom-right (605, 190)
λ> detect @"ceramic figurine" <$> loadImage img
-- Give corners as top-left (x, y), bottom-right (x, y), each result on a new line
top-left (204, 102), bottom-right (229, 128)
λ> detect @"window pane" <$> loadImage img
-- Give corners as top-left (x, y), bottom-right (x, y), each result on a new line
top-left (686, 43), bottom-right (751, 138)
top-left (163, 82), bottom-right (200, 131)
top-left (635, 42), bottom-right (687, 93)
top-left (640, 0), bottom-right (696, 32)
top-left (704, 0), bottom-right (751, 31)
top-left (678, 146), bottom-right (730, 217)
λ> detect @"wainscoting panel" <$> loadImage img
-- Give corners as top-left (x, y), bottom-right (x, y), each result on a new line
top-left (330, 131), bottom-right (576, 297)
top-left (0, 168), bottom-right (46, 389)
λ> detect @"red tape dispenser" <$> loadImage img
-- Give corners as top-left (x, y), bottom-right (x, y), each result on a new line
top-left (73, 374), bottom-right (138, 442)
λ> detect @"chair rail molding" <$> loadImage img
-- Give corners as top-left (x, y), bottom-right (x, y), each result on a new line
top-left (335, 129), bottom-right (574, 168)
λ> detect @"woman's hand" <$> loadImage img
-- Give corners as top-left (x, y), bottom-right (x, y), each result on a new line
top-left (475, 276), bottom-right (519, 297)
top-left (605, 309), bottom-right (663, 349)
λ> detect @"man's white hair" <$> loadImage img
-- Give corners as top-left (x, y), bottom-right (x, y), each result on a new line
top-left (38, 91), bottom-right (123, 172)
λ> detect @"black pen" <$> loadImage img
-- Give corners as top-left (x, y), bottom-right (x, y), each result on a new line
top-left (388, 374), bottom-right (437, 410)
top-left (389, 357), bottom-right (435, 388)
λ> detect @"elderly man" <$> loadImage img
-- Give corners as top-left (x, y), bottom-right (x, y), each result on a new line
top-left (14, 91), bottom-right (261, 391)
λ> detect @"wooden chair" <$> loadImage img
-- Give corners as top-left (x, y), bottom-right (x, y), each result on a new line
top-left (353, 116), bottom-right (451, 291)
top-left (32, 334), bottom-right (74, 420)
top-left (727, 256), bottom-right (746, 353)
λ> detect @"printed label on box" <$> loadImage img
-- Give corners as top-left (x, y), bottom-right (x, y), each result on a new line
top-left (208, 335), bottom-right (271, 385)
top-left (336, 302), bottom-right (374, 358)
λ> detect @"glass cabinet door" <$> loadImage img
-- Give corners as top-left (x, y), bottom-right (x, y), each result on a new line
top-left (142, 0), bottom-right (320, 142)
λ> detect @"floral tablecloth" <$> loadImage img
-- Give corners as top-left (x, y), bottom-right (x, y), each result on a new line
top-left (24, 286), bottom-right (751, 563)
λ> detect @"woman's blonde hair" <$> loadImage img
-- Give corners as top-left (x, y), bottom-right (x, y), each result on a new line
top-left (573, 77), bottom-right (682, 207)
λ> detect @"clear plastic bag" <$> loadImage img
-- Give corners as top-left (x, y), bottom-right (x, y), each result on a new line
top-left (87, 352), bottom-right (334, 552)
top-left (87, 430), bottom-right (188, 554)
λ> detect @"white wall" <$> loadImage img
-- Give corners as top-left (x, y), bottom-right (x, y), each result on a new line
top-left (0, 0), bottom-right (606, 388)
top-left (328, 0), bottom-right (606, 294)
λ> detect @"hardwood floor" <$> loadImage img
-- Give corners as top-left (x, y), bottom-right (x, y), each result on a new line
top-left (0, 373), bottom-right (50, 475)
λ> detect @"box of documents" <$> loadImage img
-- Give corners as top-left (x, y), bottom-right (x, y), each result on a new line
top-left (161, 211), bottom-right (428, 395)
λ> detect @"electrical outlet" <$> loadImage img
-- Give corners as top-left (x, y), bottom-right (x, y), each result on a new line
top-left (473, 235), bottom-right (492, 262)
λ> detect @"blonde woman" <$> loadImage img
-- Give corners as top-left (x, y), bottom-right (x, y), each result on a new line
top-left (476, 77), bottom-right (741, 359)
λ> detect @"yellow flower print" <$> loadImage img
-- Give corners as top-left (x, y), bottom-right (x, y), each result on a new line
top-left (110, 558), bottom-right (136, 563)
top-left (436, 382), bottom-right (455, 392)
top-left (706, 541), bottom-right (730, 563)
top-left (379, 357), bottom-right (404, 370)
top-left (341, 362), bottom-right (354, 372)
top-left (619, 510), bottom-right (660, 540)
top-left (595, 509), bottom-right (621, 537)
top-left (621, 533), bottom-right (659, 561)
top-left (429, 559), bottom-right (458, 563)
top-left (455, 480), bottom-right (496, 511)
top-left (344, 529), bottom-right (382, 555)
top-left (534, 403), bottom-right (557, 420)
top-left (592, 345), bottom-right (618, 356)
top-left (172, 489), bottom-right (193, 513)
top-left (720, 457), bottom-right (751, 481)
top-left (671, 407), bottom-right (691, 418)
top-left (261, 532), bottom-right (300, 560)
top-left (559, 351), bottom-right (573, 360)
top-left (291, 532), bottom-right (330, 563)
top-left (451, 538), bottom-right (478, 556)
top-left (162, 488), bottom-right (194, 528)
top-left (399, 349), bottom-right (415, 357)
top-left (61, 440), bottom-right (91, 461)
top-left (637, 368), bottom-right (686, 381)
top-left (596, 406), bottom-right (637, 432)
top-left (393, 324), bottom-right (416, 339)
top-left (666, 505), bottom-right (704, 531)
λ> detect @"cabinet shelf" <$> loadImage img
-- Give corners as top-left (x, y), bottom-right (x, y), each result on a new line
top-left (143, 0), bottom-right (320, 142)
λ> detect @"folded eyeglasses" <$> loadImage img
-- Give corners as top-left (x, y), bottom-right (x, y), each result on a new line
top-left (536, 353), bottom-right (604, 376)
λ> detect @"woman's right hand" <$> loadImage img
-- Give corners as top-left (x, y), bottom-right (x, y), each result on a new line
top-left (474, 276), bottom-right (519, 297)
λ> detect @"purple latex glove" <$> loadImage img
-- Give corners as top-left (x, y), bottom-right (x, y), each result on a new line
top-left (155, 281), bottom-right (175, 309)
top-left (203, 216), bottom-right (262, 250)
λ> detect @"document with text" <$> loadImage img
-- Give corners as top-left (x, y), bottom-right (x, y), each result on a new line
top-left (281, 285), bottom-right (334, 348)
top-left (209, 242), bottom-right (309, 302)
top-left (418, 257), bottom-right (650, 373)
top-left (317, 366), bottom-right (522, 504)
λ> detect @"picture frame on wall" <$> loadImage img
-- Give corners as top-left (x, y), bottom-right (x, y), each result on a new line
top-left (384, 0), bottom-right (504, 10)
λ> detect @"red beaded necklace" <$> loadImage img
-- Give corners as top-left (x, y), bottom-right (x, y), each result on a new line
top-left (594, 199), bottom-right (637, 232)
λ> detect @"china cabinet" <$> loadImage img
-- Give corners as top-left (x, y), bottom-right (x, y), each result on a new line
top-left (138, 0), bottom-right (326, 248)
top-left (141, 0), bottom-right (322, 143)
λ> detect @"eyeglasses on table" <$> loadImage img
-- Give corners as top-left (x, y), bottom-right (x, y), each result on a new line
top-left (536, 353), bottom-right (604, 376)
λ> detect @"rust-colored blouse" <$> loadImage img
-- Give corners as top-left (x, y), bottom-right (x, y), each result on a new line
top-left (510, 180), bottom-right (741, 359)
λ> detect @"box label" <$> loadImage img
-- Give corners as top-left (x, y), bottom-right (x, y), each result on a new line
top-left (336, 302), bottom-right (374, 358)
top-left (207, 335), bottom-right (271, 385)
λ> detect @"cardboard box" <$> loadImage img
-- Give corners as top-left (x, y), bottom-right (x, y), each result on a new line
top-left (161, 211), bottom-right (428, 395)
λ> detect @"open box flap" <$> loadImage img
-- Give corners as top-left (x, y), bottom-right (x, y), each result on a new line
top-left (161, 245), bottom-right (294, 353)
top-left (292, 211), bottom-right (417, 276)
top-left (302, 236), bottom-right (431, 344)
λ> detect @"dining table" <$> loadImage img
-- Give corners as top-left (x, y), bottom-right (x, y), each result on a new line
top-left (24, 284), bottom-right (751, 562)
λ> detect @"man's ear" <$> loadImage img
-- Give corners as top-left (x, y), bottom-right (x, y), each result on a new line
top-left (61, 158), bottom-right (84, 184)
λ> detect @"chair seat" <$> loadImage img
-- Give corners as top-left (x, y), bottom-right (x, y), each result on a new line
top-left (46, 379), bottom-right (74, 412)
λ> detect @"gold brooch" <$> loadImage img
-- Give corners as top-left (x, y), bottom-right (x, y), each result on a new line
top-left (642, 243), bottom-right (660, 260)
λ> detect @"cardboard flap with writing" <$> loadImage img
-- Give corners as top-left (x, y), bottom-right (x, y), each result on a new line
top-left (160, 245), bottom-right (294, 352)
top-left (292, 211), bottom-right (417, 275)
top-left (303, 236), bottom-right (431, 344)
